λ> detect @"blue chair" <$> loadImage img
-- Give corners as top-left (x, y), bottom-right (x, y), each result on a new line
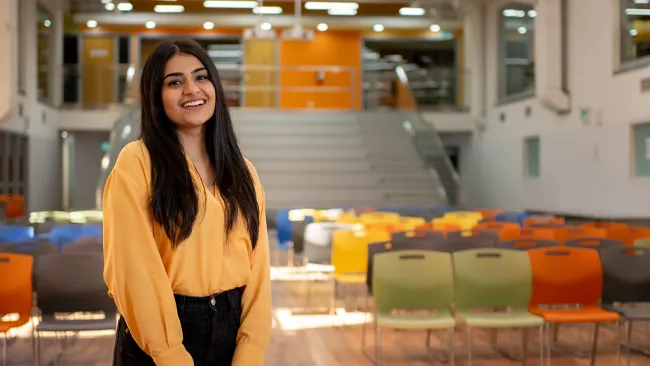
top-left (0, 226), bottom-right (34, 243)
top-left (48, 224), bottom-right (102, 251)
top-left (275, 209), bottom-right (292, 249)
top-left (494, 211), bottom-right (531, 225)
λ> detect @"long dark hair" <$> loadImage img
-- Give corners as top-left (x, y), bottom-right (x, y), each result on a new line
top-left (139, 38), bottom-right (259, 249)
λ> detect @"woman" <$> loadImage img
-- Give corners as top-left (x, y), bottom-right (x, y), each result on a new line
top-left (102, 38), bottom-right (271, 366)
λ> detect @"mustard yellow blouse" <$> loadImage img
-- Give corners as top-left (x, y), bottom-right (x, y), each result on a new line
top-left (102, 140), bottom-right (271, 366)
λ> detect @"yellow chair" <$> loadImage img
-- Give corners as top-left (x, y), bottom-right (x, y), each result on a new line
top-left (336, 212), bottom-right (359, 224)
top-left (399, 217), bottom-right (426, 231)
top-left (331, 229), bottom-right (391, 315)
top-left (437, 211), bottom-right (483, 231)
top-left (359, 212), bottom-right (400, 225)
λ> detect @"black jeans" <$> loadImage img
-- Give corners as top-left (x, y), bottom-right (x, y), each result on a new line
top-left (113, 288), bottom-right (243, 366)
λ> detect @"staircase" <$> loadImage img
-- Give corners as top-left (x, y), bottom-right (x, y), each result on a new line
top-left (231, 110), bottom-right (447, 210)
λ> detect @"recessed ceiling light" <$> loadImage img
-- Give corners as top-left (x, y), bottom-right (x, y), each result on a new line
top-left (154, 5), bottom-right (184, 13)
top-left (204, 1), bottom-right (258, 9)
top-left (145, 21), bottom-right (156, 29)
top-left (399, 7), bottom-right (425, 16)
top-left (86, 20), bottom-right (98, 28)
top-left (305, 1), bottom-right (358, 10)
top-left (260, 22), bottom-right (272, 31)
top-left (253, 6), bottom-right (283, 14)
top-left (429, 24), bottom-right (440, 32)
top-left (373, 24), bottom-right (384, 32)
top-left (327, 8), bottom-right (356, 15)
top-left (101, 0), bottom-right (112, 3)
top-left (317, 23), bottom-right (328, 31)
top-left (105, 3), bottom-right (115, 10)
top-left (203, 21), bottom-right (215, 30)
top-left (517, 26), bottom-right (527, 34)
top-left (44, 20), bottom-right (51, 27)
top-left (117, 2), bottom-right (133, 11)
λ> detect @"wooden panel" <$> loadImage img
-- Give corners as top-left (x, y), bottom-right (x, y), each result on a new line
top-left (243, 39), bottom-right (277, 108)
top-left (81, 37), bottom-right (116, 105)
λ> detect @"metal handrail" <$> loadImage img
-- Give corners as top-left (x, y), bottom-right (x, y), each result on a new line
top-left (395, 64), bottom-right (462, 205)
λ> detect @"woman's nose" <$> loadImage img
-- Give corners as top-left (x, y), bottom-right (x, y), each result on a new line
top-left (183, 79), bottom-right (200, 95)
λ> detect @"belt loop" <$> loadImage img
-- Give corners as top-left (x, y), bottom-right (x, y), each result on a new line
top-left (176, 295), bottom-right (185, 315)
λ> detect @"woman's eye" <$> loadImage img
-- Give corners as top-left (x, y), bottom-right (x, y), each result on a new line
top-left (168, 80), bottom-right (181, 87)
top-left (197, 75), bottom-right (209, 81)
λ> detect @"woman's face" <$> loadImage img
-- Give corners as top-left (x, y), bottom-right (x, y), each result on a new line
top-left (161, 53), bottom-right (216, 129)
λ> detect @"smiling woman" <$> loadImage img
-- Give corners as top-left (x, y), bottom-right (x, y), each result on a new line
top-left (102, 38), bottom-right (271, 366)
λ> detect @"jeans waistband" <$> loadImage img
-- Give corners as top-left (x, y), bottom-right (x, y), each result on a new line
top-left (173, 287), bottom-right (244, 316)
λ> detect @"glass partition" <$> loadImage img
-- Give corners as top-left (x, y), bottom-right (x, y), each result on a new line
top-left (498, 3), bottom-right (536, 99)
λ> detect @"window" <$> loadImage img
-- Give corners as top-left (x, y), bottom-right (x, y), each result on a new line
top-left (37, 6), bottom-right (53, 103)
top-left (524, 136), bottom-right (540, 178)
top-left (498, 3), bottom-right (536, 99)
top-left (632, 122), bottom-right (650, 177)
top-left (621, 0), bottom-right (650, 65)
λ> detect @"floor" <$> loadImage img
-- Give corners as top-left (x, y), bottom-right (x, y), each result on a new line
top-left (4, 231), bottom-right (650, 366)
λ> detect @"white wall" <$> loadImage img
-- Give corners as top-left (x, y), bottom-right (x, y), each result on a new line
top-left (462, 0), bottom-right (650, 218)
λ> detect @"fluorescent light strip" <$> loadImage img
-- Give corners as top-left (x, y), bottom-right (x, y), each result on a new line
top-left (305, 2), bottom-right (358, 10)
top-left (154, 5), bottom-right (184, 13)
top-left (253, 6), bottom-right (283, 14)
top-left (399, 7), bottom-right (425, 16)
top-left (327, 8), bottom-right (356, 15)
top-left (635, 0), bottom-right (649, 4)
top-left (626, 8), bottom-right (650, 15)
top-left (503, 9), bottom-right (525, 17)
top-left (117, 2), bottom-right (133, 11)
top-left (204, 1), bottom-right (258, 9)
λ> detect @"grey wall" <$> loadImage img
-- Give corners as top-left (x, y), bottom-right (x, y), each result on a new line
top-left (28, 135), bottom-right (61, 212)
top-left (70, 131), bottom-right (109, 210)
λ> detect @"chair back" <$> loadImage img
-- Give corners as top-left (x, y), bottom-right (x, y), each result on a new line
top-left (366, 240), bottom-right (436, 293)
top-left (391, 230), bottom-right (444, 244)
top-left (453, 249), bottom-right (533, 310)
top-left (498, 239), bottom-right (559, 250)
top-left (564, 238), bottom-right (624, 250)
top-left (0, 225), bottom-right (34, 243)
top-left (373, 250), bottom-right (453, 312)
top-left (331, 229), bottom-right (390, 277)
top-left (446, 231), bottom-right (498, 248)
top-left (0, 253), bottom-right (33, 316)
top-left (35, 252), bottom-right (115, 314)
top-left (600, 246), bottom-right (650, 304)
top-left (528, 247), bottom-right (603, 309)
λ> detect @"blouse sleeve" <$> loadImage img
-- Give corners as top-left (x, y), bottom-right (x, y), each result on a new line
top-left (102, 164), bottom-right (193, 366)
top-left (232, 164), bottom-right (272, 366)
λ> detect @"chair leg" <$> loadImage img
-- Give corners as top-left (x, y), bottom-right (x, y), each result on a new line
top-left (449, 327), bottom-right (455, 366)
top-left (376, 327), bottom-right (382, 366)
top-left (590, 323), bottom-right (600, 366)
top-left (2, 333), bottom-right (7, 366)
top-left (538, 326), bottom-right (544, 366)
top-left (521, 328), bottom-right (528, 366)
top-left (545, 323), bottom-right (552, 366)
top-left (467, 326), bottom-right (473, 366)
top-left (616, 321), bottom-right (621, 366)
top-left (625, 320), bottom-right (631, 366)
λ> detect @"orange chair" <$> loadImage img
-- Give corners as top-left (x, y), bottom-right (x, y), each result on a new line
top-left (0, 253), bottom-right (34, 365)
top-left (528, 247), bottom-right (620, 365)
top-left (474, 209), bottom-right (504, 221)
top-left (523, 216), bottom-right (565, 227)
top-left (473, 222), bottom-right (520, 240)
top-left (501, 227), bottom-right (555, 241)
top-left (552, 227), bottom-right (606, 245)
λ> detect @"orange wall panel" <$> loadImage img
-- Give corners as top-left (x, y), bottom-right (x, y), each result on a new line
top-left (279, 31), bottom-right (361, 110)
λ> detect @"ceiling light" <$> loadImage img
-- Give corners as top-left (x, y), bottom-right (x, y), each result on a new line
top-left (630, 28), bottom-right (639, 36)
top-left (517, 26), bottom-right (527, 34)
top-left (527, 10), bottom-right (537, 17)
top-left (86, 20), bottom-right (98, 28)
top-left (117, 2), bottom-right (133, 11)
top-left (399, 7), bottom-right (425, 16)
top-left (44, 20), bottom-right (51, 27)
top-left (105, 3), bottom-right (115, 10)
top-left (305, 1), bottom-right (358, 10)
top-left (101, 0), bottom-right (112, 3)
top-left (253, 6), bottom-right (283, 14)
top-left (204, 1), bottom-right (258, 9)
top-left (327, 8), bottom-right (356, 15)
top-left (317, 23), bottom-right (328, 31)
top-left (635, 0), bottom-right (649, 4)
top-left (626, 8), bottom-right (650, 15)
top-left (503, 9), bottom-right (525, 17)
top-left (203, 21), bottom-right (215, 30)
top-left (154, 5), bottom-right (184, 13)
top-left (145, 21), bottom-right (156, 29)
top-left (373, 24), bottom-right (384, 32)
top-left (260, 22), bottom-right (272, 31)
top-left (429, 24), bottom-right (440, 32)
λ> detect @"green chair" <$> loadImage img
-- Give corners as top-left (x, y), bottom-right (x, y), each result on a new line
top-left (452, 248), bottom-right (544, 366)
top-left (373, 250), bottom-right (456, 366)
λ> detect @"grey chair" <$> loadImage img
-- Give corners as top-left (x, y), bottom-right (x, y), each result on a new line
top-left (600, 246), bottom-right (650, 365)
top-left (61, 236), bottom-right (102, 254)
top-left (34, 252), bottom-right (117, 365)
top-left (391, 230), bottom-right (445, 246)
top-left (564, 238), bottom-right (624, 250)
top-left (498, 239), bottom-right (559, 250)
top-left (446, 231), bottom-right (499, 249)
top-left (303, 222), bottom-right (359, 264)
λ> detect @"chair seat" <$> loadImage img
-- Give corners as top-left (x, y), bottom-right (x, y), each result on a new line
top-left (37, 317), bottom-right (117, 332)
top-left (604, 305), bottom-right (650, 321)
top-left (530, 306), bottom-right (620, 323)
top-left (334, 273), bottom-right (366, 284)
top-left (456, 310), bottom-right (544, 328)
top-left (377, 311), bottom-right (456, 330)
